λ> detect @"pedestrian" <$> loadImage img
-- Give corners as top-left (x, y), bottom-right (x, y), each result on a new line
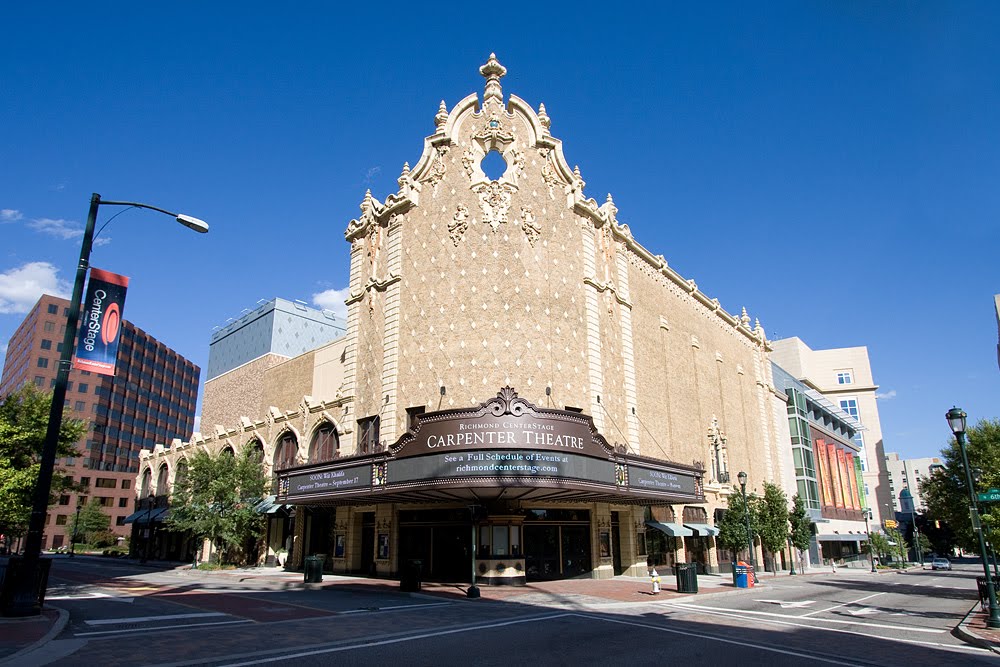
top-left (831, 559), bottom-right (837, 574)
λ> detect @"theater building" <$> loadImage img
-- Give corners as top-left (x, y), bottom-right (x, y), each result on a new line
top-left (140, 55), bottom-right (785, 582)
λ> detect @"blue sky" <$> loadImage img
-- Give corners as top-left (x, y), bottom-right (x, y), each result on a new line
top-left (1, 3), bottom-right (997, 460)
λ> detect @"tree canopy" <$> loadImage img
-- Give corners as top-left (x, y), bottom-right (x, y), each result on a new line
top-left (788, 494), bottom-right (812, 552)
top-left (68, 497), bottom-right (111, 545)
top-left (922, 417), bottom-right (1000, 554)
top-left (166, 445), bottom-right (268, 565)
top-left (0, 383), bottom-right (86, 537)
top-left (757, 482), bottom-right (789, 573)
top-left (717, 486), bottom-right (758, 558)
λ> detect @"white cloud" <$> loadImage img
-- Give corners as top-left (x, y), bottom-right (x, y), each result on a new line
top-left (876, 390), bottom-right (897, 400)
top-left (0, 262), bottom-right (71, 314)
top-left (312, 287), bottom-right (350, 320)
top-left (93, 236), bottom-right (112, 247)
top-left (29, 218), bottom-right (83, 240)
top-left (0, 209), bottom-right (23, 222)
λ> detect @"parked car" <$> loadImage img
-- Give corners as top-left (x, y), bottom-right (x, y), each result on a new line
top-left (931, 558), bottom-right (952, 571)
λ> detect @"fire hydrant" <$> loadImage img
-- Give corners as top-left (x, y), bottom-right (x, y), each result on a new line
top-left (650, 568), bottom-right (660, 594)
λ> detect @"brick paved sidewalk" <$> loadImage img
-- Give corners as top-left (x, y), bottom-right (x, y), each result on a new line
top-left (0, 607), bottom-right (64, 663)
top-left (956, 605), bottom-right (1000, 654)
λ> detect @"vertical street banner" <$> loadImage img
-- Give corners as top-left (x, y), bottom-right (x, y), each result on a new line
top-left (829, 443), bottom-right (845, 509)
top-left (73, 268), bottom-right (129, 376)
top-left (854, 456), bottom-right (867, 509)
top-left (816, 439), bottom-right (834, 508)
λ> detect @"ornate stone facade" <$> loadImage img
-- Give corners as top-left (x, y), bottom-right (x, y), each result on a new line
top-left (139, 55), bottom-right (784, 578)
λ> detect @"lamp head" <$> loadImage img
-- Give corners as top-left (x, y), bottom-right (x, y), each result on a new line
top-left (737, 471), bottom-right (748, 486)
top-left (176, 214), bottom-right (209, 233)
top-left (945, 406), bottom-right (967, 435)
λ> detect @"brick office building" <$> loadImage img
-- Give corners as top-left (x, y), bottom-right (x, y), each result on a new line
top-left (0, 294), bottom-right (199, 549)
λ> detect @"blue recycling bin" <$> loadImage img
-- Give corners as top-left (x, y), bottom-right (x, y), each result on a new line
top-left (734, 565), bottom-right (749, 588)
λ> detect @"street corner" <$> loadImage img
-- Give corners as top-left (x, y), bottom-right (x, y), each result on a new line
top-left (955, 604), bottom-right (1000, 655)
top-left (0, 605), bottom-right (67, 665)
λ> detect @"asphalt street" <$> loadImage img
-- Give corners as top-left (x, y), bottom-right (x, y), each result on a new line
top-left (24, 558), bottom-right (1000, 666)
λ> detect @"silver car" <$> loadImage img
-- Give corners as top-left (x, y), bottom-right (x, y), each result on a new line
top-left (931, 558), bottom-right (951, 570)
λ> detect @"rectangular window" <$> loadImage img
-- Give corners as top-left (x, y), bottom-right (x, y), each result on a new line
top-left (98, 497), bottom-right (113, 507)
top-left (44, 321), bottom-right (55, 333)
top-left (119, 498), bottom-right (128, 508)
top-left (34, 376), bottom-right (44, 387)
top-left (74, 401), bottom-right (86, 412)
top-left (55, 515), bottom-right (68, 525)
top-left (116, 516), bottom-right (126, 526)
top-left (77, 383), bottom-right (88, 394)
top-left (357, 416), bottom-right (381, 454)
top-left (95, 478), bottom-right (116, 489)
top-left (122, 480), bottom-right (131, 490)
top-left (47, 304), bottom-right (58, 314)
top-left (836, 370), bottom-right (853, 385)
top-left (59, 495), bottom-right (70, 506)
top-left (79, 477), bottom-right (90, 487)
top-left (37, 357), bottom-right (49, 368)
top-left (40, 339), bottom-right (52, 350)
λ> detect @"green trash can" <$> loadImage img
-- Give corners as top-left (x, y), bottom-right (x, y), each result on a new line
top-left (304, 555), bottom-right (324, 584)
top-left (400, 559), bottom-right (423, 592)
top-left (674, 562), bottom-right (699, 594)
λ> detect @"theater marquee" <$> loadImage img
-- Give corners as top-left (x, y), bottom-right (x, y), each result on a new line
top-left (278, 387), bottom-right (704, 506)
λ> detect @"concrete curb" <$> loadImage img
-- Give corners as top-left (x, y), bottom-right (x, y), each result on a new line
top-left (954, 603), bottom-right (1000, 655)
top-left (0, 606), bottom-right (69, 666)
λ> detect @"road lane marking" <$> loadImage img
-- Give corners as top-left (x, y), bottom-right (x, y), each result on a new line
top-left (755, 599), bottom-right (816, 609)
top-left (47, 592), bottom-right (134, 603)
top-left (216, 613), bottom-right (572, 666)
top-left (76, 619), bottom-right (252, 637)
top-left (659, 604), bottom-right (988, 655)
top-left (846, 607), bottom-right (878, 616)
top-left (340, 602), bottom-right (452, 614)
top-left (799, 592), bottom-right (884, 618)
top-left (667, 602), bottom-right (943, 633)
top-left (85, 611), bottom-right (226, 625)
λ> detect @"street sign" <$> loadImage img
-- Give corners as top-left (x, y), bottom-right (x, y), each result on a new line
top-left (884, 519), bottom-right (898, 528)
top-left (977, 489), bottom-right (1000, 503)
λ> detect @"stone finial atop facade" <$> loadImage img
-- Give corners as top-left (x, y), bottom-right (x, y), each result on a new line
top-left (398, 162), bottom-right (411, 187)
top-left (600, 193), bottom-right (618, 224)
top-left (480, 53), bottom-right (507, 102)
top-left (740, 307), bottom-right (751, 327)
top-left (538, 102), bottom-right (551, 130)
top-left (434, 100), bottom-right (449, 128)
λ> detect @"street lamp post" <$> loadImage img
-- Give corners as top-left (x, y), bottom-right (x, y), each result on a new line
top-left (141, 493), bottom-right (156, 563)
top-left (946, 407), bottom-right (1000, 629)
top-left (863, 508), bottom-right (877, 573)
top-left (786, 534), bottom-right (796, 575)
top-left (737, 471), bottom-right (757, 573)
top-left (70, 498), bottom-right (83, 558)
top-left (2, 193), bottom-right (207, 617)
top-left (909, 506), bottom-right (924, 568)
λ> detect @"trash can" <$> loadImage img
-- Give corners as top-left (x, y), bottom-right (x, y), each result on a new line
top-left (674, 562), bottom-right (699, 594)
top-left (304, 555), bottom-right (325, 584)
top-left (734, 565), bottom-right (749, 589)
top-left (400, 559), bottom-right (423, 592)
top-left (976, 576), bottom-right (1000, 611)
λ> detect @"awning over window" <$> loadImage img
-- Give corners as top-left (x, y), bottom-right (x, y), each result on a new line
top-left (645, 520), bottom-right (694, 537)
top-left (683, 523), bottom-right (720, 537)
top-left (255, 495), bottom-right (291, 515)
top-left (817, 533), bottom-right (864, 542)
top-left (124, 507), bottom-right (167, 525)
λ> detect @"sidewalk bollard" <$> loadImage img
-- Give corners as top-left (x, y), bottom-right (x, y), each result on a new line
top-left (651, 568), bottom-right (660, 594)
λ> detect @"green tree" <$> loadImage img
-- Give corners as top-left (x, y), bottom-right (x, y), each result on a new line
top-left (922, 417), bottom-right (1000, 554)
top-left (717, 486), bottom-right (758, 561)
top-left (867, 532), bottom-right (891, 564)
top-left (0, 383), bottom-right (86, 537)
top-left (757, 482), bottom-right (789, 574)
top-left (886, 526), bottom-right (908, 564)
top-left (788, 494), bottom-right (812, 553)
top-left (167, 445), bottom-right (267, 565)
top-left (68, 498), bottom-right (111, 545)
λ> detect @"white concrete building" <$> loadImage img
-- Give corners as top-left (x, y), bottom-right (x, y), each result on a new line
top-left (883, 453), bottom-right (942, 513)
top-left (770, 337), bottom-right (893, 526)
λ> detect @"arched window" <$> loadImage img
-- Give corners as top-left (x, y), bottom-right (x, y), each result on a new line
top-left (247, 438), bottom-right (265, 463)
top-left (221, 446), bottom-right (235, 458)
top-left (273, 432), bottom-right (298, 470)
top-left (156, 464), bottom-right (169, 496)
top-left (175, 459), bottom-right (188, 489)
top-left (140, 468), bottom-right (152, 498)
top-left (309, 423), bottom-right (339, 463)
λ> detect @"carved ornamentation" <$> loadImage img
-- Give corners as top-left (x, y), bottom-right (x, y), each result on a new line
top-left (462, 145), bottom-right (478, 179)
top-left (480, 52), bottom-right (507, 102)
top-left (509, 147), bottom-right (525, 178)
top-left (474, 180), bottom-right (515, 232)
top-left (434, 100), bottom-right (449, 128)
top-left (427, 146), bottom-right (448, 188)
top-left (473, 111), bottom-right (515, 147)
top-left (449, 204), bottom-right (469, 246)
top-left (485, 386), bottom-right (527, 417)
top-left (520, 205), bottom-right (540, 247)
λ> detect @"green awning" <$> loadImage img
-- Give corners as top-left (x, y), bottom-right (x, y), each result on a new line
top-left (683, 523), bottom-right (720, 537)
top-left (645, 520), bottom-right (694, 537)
